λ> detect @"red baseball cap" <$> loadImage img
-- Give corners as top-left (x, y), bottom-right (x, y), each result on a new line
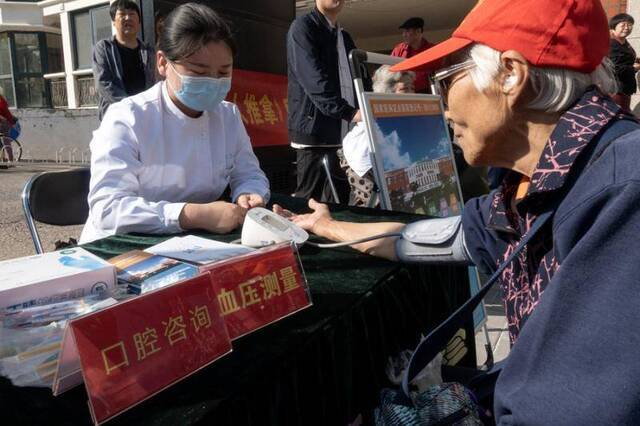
top-left (391, 0), bottom-right (609, 74)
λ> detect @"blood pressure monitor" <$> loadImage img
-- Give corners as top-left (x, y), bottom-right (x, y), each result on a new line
top-left (241, 207), bottom-right (309, 247)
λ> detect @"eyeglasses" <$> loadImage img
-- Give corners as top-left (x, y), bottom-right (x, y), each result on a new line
top-left (432, 60), bottom-right (475, 107)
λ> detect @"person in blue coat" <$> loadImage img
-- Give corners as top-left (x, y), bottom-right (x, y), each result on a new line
top-left (275, 0), bottom-right (640, 423)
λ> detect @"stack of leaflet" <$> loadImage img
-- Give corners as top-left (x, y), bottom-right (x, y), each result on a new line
top-left (108, 250), bottom-right (200, 294)
top-left (144, 235), bottom-right (254, 265)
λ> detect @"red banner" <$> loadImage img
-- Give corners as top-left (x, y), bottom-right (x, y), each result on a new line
top-left (202, 243), bottom-right (311, 339)
top-left (70, 273), bottom-right (231, 424)
top-left (227, 69), bottom-right (288, 148)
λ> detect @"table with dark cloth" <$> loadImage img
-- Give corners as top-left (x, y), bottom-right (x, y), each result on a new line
top-left (1, 195), bottom-right (475, 425)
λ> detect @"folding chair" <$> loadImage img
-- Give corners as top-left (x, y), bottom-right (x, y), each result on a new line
top-left (21, 167), bottom-right (90, 254)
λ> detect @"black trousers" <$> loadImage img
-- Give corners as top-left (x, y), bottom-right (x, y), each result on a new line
top-left (294, 147), bottom-right (350, 203)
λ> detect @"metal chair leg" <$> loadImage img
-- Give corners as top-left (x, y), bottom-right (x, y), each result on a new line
top-left (322, 154), bottom-right (340, 203)
top-left (481, 322), bottom-right (494, 370)
top-left (21, 172), bottom-right (44, 254)
top-left (366, 186), bottom-right (379, 208)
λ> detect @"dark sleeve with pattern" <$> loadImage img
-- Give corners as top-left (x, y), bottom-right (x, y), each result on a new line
top-left (494, 137), bottom-right (640, 424)
top-left (461, 194), bottom-right (502, 275)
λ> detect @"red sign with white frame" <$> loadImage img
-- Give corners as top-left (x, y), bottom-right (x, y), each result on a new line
top-left (202, 242), bottom-right (311, 339)
top-left (69, 272), bottom-right (231, 425)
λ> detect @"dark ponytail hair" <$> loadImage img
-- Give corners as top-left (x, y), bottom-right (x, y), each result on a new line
top-left (158, 3), bottom-right (235, 61)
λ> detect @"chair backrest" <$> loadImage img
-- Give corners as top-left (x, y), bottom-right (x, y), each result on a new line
top-left (23, 168), bottom-right (90, 225)
top-left (21, 168), bottom-right (90, 253)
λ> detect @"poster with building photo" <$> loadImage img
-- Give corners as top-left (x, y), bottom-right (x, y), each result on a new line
top-left (363, 93), bottom-right (462, 217)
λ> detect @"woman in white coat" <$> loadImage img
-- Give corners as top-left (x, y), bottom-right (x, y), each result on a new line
top-left (81, 3), bottom-right (270, 243)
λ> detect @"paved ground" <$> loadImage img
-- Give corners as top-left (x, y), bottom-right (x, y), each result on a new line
top-left (0, 162), bottom-right (509, 365)
top-left (475, 286), bottom-right (510, 366)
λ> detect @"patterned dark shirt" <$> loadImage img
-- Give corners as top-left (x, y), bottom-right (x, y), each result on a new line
top-left (487, 89), bottom-right (634, 343)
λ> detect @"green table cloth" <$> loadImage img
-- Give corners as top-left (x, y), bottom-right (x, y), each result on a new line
top-left (1, 195), bottom-right (475, 425)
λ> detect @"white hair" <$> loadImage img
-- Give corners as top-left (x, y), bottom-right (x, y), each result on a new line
top-left (466, 44), bottom-right (618, 112)
top-left (372, 65), bottom-right (416, 93)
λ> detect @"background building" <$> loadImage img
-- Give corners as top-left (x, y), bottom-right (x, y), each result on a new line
top-left (385, 168), bottom-right (408, 194)
top-left (0, 0), bottom-right (295, 181)
top-left (1, 0), bottom-right (638, 164)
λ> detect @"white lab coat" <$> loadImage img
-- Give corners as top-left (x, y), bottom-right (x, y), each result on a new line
top-left (80, 82), bottom-right (270, 243)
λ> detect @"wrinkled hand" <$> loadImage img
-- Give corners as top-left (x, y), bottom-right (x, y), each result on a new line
top-left (236, 193), bottom-right (265, 209)
top-left (272, 198), bottom-right (332, 234)
top-left (180, 201), bottom-right (247, 234)
top-left (272, 203), bottom-right (294, 219)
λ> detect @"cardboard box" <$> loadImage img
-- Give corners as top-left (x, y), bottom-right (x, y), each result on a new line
top-left (0, 247), bottom-right (116, 310)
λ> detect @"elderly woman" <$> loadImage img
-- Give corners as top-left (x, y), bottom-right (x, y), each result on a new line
top-left (608, 13), bottom-right (639, 110)
top-left (80, 3), bottom-right (269, 243)
top-left (276, 0), bottom-right (640, 423)
top-left (338, 65), bottom-right (415, 206)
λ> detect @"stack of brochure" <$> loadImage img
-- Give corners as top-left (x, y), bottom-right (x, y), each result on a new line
top-left (144, 235), bottom-right (254, 265)
top-left (108, 250), bottom-right (199, 295)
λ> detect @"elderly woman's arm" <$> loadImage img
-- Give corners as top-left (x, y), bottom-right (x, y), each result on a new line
top-left (274, 199), bottom-right (405, 260)
top-left (276, 199), bottom-right (473, 264)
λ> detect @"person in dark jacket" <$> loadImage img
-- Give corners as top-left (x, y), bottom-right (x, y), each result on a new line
top-left (608, 13), bottom-right (639, 111)
top-left (92, 0), bottom-right (155, 120)
top-left (286, 0), bottom-right (361, 203)
top-left (274, 0), bottom-right (640, 423)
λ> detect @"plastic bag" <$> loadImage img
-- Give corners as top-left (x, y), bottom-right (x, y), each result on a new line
top-left (386, 349), bottom-right (443, 391)
top-left (0, 294), bottom-right (118, 387)
top-left (8, 120), bottom-right (20, 140)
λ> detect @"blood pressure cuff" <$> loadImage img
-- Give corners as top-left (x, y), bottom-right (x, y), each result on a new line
top-left (395, 216), bottom-right (472, 265)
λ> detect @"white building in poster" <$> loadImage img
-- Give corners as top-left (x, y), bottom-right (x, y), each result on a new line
top-left (406, 158), bottom-right (440, 194)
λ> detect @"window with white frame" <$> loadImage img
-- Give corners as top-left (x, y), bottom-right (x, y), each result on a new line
top-left (72, 5), bottom-right (111, 70)
top-left (0, 31), bottom-right (65, 108)
top-left (14, 32), bottom-right (47, 108)
top-left (46, 33), bottom-right (64, 74)
top-left (0, 34), bottom-right (15, 107)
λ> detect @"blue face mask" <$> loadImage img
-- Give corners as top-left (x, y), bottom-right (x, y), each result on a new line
top-left (169, 62), bottom-right (231, 112)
